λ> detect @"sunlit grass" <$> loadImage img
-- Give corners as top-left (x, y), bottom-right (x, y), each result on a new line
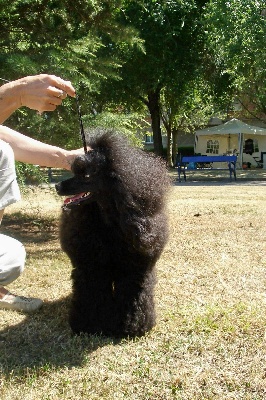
top-left (0, 182), bottom-right (266, 399)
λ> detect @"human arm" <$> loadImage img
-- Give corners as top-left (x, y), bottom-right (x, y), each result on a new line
top-left (0, 125), bottom-right (85, 170)
top-left (0, 74), bottom-right (76, 123)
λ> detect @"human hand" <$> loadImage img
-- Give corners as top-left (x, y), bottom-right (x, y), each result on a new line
top-left (65, 148), bottom-right (90, 170)
top-left (16, 74), bottom-right (76, 112)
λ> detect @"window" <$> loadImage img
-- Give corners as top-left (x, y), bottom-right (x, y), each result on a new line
top-left (145, 134), bottom-right (153, 144)
top-left (244, 138), bottom-right (259, 154)
top-left (254, 139), bottom-right (259, 152)
top-left (206, 139), bottom-right (219, 154)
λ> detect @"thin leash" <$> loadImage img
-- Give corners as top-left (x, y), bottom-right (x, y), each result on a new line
top-left (75, 94), bottom-right (88, 154)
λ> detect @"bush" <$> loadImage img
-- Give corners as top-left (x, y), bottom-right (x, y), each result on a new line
top-left (15, 162), bottom-right (48, 187)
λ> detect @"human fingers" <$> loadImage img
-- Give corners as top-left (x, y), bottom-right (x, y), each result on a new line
top-left (37, 103), bottom-right (57, 113)
top-left (49, 75), bottom-right (76, 97)
top-left (61, 80), bottom-right (76, 97)
top-left (54, 89), bottom-right (67, 100)
top-left (36, 94), bottom-right (64, 112)
top-left (40, 86), bottom-right (67, 108)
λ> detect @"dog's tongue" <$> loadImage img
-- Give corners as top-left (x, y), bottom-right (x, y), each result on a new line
top-left (64, 192), bottom-right (87, 205)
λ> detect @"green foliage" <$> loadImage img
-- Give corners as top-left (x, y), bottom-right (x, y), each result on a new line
top-left (83, 111), bottom-right (148, 146)
top-left (1, 0), bottom-right (265, 162)
top-left (111, 0), bottom-right (208, 102)
top-left (161, 77), bottom-right (215, 134)
top-left (96, 0), bottom-right (211, 160)
top-left (0, 0), bottom-right (142, 146)
top-left (203, 0), bottom-right (266, 116)
top-left (15, 162), bottom-right (48, 187)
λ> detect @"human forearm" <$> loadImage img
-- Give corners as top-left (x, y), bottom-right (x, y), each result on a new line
top-left (0, 125), bottom-right (84, 170)
top-left (0, 81), bottom-right (21, 123)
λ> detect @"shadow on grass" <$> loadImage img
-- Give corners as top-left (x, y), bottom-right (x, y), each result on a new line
top-left (1, 212), bottom-right (58, 244)
top-left (0, 212), bottom-right (121, 378)
top-left (0, 295), bottom-right (120, 377)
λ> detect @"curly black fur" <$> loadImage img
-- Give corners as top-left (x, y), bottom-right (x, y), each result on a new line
top-left (56, 131), bottom-right (170, 338)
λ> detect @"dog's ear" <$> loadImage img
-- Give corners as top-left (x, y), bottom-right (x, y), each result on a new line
top-left (71, 155), bottom-right (88, 176)
top-left (71, 150), bottom-right (107, 177)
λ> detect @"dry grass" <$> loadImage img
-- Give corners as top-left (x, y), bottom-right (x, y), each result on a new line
top-left (0, 179), bottom-right (266, 400)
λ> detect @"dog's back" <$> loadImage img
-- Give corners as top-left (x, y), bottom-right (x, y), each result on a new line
top-left (56, 131), bottom-right (170, 337)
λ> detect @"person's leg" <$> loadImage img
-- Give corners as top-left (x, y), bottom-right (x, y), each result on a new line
top-left (0, 234), bottom-right (26, 286)
top-left (0, 209), bottom-right (4, 224)
top-left (0, 140), bottom-right (21, 210)
top-left (0, 141), bottom-right (42, 312)
top-left (0, 234), bottom-right (43, 312)
top-left (0, 210), bottom-right (10, 298)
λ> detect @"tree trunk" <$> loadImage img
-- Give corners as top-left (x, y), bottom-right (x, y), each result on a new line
top-left (147, 90), bottom-right (163, 156)
top-left (172, 127), bottom-right (178, 166)
top-left (166, 128), bottom-right (173, 167)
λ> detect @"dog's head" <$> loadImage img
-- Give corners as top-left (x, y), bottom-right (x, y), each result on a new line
top-left (56, 131), bottom-right (170, 216)
top-left (55, 148), bottom-right (109, 210)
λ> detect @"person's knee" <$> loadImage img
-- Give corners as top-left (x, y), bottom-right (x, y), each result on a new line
top-left (13, 242), bottom-right (26, 274)
top-left (0, 238), bottom-right (26, 286)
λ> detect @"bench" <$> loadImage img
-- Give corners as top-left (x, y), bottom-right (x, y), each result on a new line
top-left (176, 155), bottom-right (237, 182)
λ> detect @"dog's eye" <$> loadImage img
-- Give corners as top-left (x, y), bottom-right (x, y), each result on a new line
top-left (86, 167), bottom-right (99, 175)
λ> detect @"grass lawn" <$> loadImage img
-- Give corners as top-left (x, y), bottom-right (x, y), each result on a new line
top-left (0, 180), bottom-right (265, 399)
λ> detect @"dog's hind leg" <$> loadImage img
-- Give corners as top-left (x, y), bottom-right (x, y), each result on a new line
top-left (108, 268), bottom-right (157, 337)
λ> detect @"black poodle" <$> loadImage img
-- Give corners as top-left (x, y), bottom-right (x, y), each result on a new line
top-left (56, 131), bottom-right (169, 338)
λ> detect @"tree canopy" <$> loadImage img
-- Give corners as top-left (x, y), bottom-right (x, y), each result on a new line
top-left (0, 0), bottom-right (266, 161)
top-left (203, 0), bottom-right (266, 118)
top-left (0, 0), bottom-right (139, 147)
top-left (96, 0), bottom-right (209, 158)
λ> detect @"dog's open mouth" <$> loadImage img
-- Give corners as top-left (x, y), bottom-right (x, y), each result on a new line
top-left (62, 192), bottom-right (91, 209)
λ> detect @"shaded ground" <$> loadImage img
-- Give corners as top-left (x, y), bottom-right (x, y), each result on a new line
top-left (172, 167), bottom-right (266, 185)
